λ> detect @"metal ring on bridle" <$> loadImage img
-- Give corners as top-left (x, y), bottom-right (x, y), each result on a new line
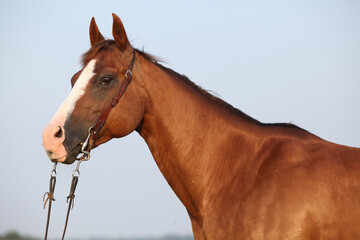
top-left (51, 162), bottom-right (58, 177)
top-left (81, 127), bottom-right (95, 155)
top-left (72, 169), bottom-right (80, 177)
top-left (72, 158), bottom-right (85, 177)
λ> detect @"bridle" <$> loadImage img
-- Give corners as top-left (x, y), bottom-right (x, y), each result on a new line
top-left (43, 49), bottom-right (136, 240)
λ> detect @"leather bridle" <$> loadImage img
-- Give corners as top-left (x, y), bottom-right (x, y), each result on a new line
top-left (81, 49), bottom-right (136, 158)
top-left (43, 49), bottom-right (136, 240)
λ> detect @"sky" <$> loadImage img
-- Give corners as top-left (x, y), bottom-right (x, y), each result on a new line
top-left (0, 0), bottom-right (359, 238)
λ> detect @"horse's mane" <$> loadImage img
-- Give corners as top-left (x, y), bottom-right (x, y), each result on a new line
top-left (82, 40), bottom-right (304, 131)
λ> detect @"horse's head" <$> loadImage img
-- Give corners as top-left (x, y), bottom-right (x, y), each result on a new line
top-left (42, 14), bottom-right (145, 164)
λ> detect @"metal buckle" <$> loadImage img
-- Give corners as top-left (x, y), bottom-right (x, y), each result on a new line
top-left (125, 70), bottom-right (132, 78)
top-left (79, 127), bottom-right (95, 161)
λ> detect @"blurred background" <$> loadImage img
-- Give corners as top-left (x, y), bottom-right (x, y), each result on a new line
top-left (0, 0), bottom-right (359, 239)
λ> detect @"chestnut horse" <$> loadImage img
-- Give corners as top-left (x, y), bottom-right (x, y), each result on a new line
top-left (42, 14), bottom-right (360, 239)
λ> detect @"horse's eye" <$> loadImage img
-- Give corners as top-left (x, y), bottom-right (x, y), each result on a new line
top-left (100, 76), bottom-right (114, 85)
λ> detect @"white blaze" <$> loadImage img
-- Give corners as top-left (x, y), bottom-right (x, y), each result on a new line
top-left (54, 59), bottom-right (97, 120)
top-left (42, 59), bottom-right (97, 162)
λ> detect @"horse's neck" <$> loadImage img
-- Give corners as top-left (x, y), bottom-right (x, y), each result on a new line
top-left (137, 58), bottom-right (262, 219)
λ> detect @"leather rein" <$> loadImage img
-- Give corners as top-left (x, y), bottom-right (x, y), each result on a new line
top-left (43, 49), bottom-right (136, 240)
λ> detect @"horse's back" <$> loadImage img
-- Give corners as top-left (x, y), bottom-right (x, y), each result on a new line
top-left (241, 135), bottom-right (360, 239)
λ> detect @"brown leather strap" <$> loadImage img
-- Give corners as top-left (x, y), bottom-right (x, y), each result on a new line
top-left (61, 175), bottom-right (79, 240)
top-left (87, 49), bottom-right (136, 149)
top-left (43, 173), bottom-right (56, 240)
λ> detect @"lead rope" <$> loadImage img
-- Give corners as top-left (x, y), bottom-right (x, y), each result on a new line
top-left (61, 175), bottom-right (78, 240)
top-left (43, 152), bottom-right (90, 240)
top-left (61, 158), bottom-right (85, 240)
top-left (43, 162), bottom-right (57, 240)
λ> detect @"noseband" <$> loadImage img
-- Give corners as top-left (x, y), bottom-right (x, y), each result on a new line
top-left (43, 49), bottom-right (136, 240)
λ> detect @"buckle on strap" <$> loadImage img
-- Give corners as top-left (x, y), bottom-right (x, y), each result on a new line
top-left (125, 70), bottom-right (132, 78)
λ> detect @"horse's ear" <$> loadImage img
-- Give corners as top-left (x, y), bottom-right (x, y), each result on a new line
top-left (112, 13), bottom-right (129, 51)
top-left (89, 17), bottom-right (105, 46)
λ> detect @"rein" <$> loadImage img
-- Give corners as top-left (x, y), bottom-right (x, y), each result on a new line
top-left (43, 49), bottom-right (136, 240)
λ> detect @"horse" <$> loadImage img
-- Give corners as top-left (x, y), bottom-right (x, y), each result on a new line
top-left (42, 14), bottom-right (360, 239)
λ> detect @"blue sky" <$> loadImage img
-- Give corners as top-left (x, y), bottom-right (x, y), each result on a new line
top-left (0, 0), bottom-right (359, 238)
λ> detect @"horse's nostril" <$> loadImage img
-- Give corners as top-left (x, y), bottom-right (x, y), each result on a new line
top-left (54, 126), bottom-right (63, 138)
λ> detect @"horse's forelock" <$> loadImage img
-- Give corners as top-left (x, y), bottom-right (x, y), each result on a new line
top-left (81, 40), bottom-right (117, 66)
